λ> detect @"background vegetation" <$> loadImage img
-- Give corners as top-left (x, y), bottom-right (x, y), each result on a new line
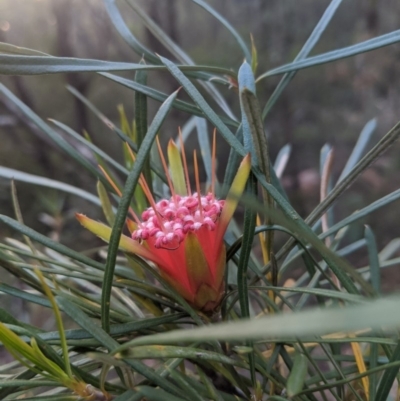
top-left (1, 0), bottom-right (400, 400)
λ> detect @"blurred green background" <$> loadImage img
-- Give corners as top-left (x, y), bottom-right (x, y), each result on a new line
top-left (1, 0), bottom-right (400, 290)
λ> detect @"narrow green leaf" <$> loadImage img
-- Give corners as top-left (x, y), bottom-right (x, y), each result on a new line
top-left (0, 380), bottom-right (58, 388)
top-left (1, 396), bottom-right (77, 401)
top-left (101, 89), bottom-right (178, 333)
top-left (187, 0), bottom-right (251, 62)
top-left (369, 341), bottom-right (379, 401)
top-left (0, 215), bottom-right (104, 270)
top-left (118, 104), bottom-right (133, 138)
top-left (0, 54), bottom-right (230, 76)
top-left (119, 345), bottom-right (240, 366)
top-left (197, 367), bottom-right (225, 401)
top-left (258, 29), bottom-right (400, 80)
top-left (128, 1), bottom-right (191, 64)
top-left (238, 62), bottom-right (256, 159)
top-left (0, 41), bottom-right (49, 56)
top-left (269, 164), bottom-right (290, 202)
top-left (0, 54), bottom-right (149, 75)
top-left (134, 386), bottom-right (188, 401)
top-left (126, 2), bottom-right (236, 120)
top-left (0, 367), bottom-right (36, 399)
top-left (239, 64), bottom-right (274, 265)
top-left (250, 34), bottom-right (258, 74)
top-left (56, 296), bottom-right (119, 351)
top-left (66, 85), bottom-right (169, 184)
top-left (0, 167), bottom-right (100, 206)
top-left (365, 226), bottom-right (380, 400)
top-left (0, 307), bottom-right (27, 327)
top-left (195, 118), bottom-right (213, 185)
top-left (217, 155), bottom-right (252, 245)
top-left (272, 120), bottom-right (400, 284)
top-left (308, 121), bottom-right (400, 225)
top-left (0, 323), bottom-right (67, 381)
top-left (116, 296), bottom-right (400, 347)
top-left (0, 283), bottom-right (50, 309)
top-left (223, 125), bottom-right (243, 189)
top-left (371, 341), bottom-right (400, 401)
top-left (235, 174), bottom-right (257, 384)
top-left (10, 181), bottom-right (38, 258)
top-left (168, 140), bottom-right (187, 195)
top-left (338, 118), bottom-right (376, 183)
top-left (322, 187), bottom-right (400, 240)
top-left (50, 118), bottom-right (129, 175)
top-left (135, 61), bottom-right (152, 194)
top-left (113, 390), bottom-right (138, 401)
top-left (103, 0), bottom-right (158, 63)
top-left (40, 313), bottom-right (185, 342)
top-left (35, 270), bottom-right (72, 378)
top-left (274, 144), bottom-right (291, 176)
top-left (249, 285), bottom-right (364, 304)
top-left (97, 181), bottom-right (115, 226)
top-left (0, 84), bottom-right (105, 184)
top-left (166, 369), bottom-right (206, 401)
top-left (158, 55), bottom-right (244, 156)
top-left (365, 226), bottom-right (380, 293)
top-left (57, 296), bottom-right (183, 397)
top-left (251, 179), bottom-right (368, 294)
top-left (101, 73), bottom-right (239, 128)
top-left (236, 61), bottom-right (257, 328)
top-left (286, 353), bottom-right (308, 397)
top-left (301, 250), bottom-right (317, 279)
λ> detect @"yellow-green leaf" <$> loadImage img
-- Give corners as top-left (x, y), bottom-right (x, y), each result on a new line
top-left (287, 353), bottom-right (308, 397)
top-left (250, 34), bottom-right (258, 75)
top-left (167, 139), bottom-right (187, 195)
top-left (216, 154), bottom-right (251, 244)
top-left (118, 104), bottom-right (133, 138)
top-left (97, 181), bottom-right (115, 226)
top-left (76, 214), bottom-right (163, 266)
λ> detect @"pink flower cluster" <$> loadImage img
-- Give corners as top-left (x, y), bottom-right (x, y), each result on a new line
top-left (132, 193), bottom-right (225, 249)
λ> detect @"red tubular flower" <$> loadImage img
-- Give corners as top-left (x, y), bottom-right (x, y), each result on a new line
top-left (77, 132), bottom-right (251, 312)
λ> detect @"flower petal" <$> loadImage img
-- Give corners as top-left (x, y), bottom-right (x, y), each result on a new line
top-left (76, 214), bottom-right (164, 266)
top-left (167, 139), bottom-right (187, 195)
top-left (159, 271), bottom-right (194, 303)
top-left (216, 154), bottom-right (251, 244)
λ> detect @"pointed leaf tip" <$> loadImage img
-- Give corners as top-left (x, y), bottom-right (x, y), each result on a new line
top-left (168, 139), bottom-right (187, 195)
top-left (216, 154), bottom-right (251, 244)
top-left (76, 213), bottom-right (164, 266)
top-left (238, 61), bottom-right (256, 94)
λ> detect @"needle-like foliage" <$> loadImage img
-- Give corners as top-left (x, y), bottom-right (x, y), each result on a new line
top-left (1, 1), bottom-right (400, 400)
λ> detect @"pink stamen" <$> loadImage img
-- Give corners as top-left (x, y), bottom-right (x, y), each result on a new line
top-left (138, 175), bottom-right (165, 232)
top-left (193, 150), bottom-right (203, 219)
top-left (179, 128), bottom-right (192, 196)
top-left (156, 137), bottom-right (177, 204)
top-left (132, 192), bottom-right (224, 249)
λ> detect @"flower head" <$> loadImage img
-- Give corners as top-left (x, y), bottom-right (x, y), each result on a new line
top-left (77, 131), bottom-right (251, 311)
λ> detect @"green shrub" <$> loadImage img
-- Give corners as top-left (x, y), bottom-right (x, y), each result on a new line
top-left (1, 1), bottom-right (400, 400)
